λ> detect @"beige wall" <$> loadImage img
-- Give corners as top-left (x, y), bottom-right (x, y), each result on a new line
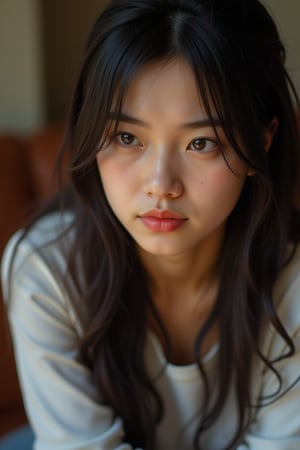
top-left (0, 1), bottom-right (299, 133)
top-left (0, 0), bottom-right (44, 134)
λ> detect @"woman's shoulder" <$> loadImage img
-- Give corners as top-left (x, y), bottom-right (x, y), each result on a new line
top-left (1, 211), bottom-right (75, 299)
top-left (16, 210), bottom-right (74, 248)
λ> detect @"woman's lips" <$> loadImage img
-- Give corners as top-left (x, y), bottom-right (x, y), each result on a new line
top-left (139, 209), bottom-right (187, 232)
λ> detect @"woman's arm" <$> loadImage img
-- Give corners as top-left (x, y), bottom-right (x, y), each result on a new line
top-left (1, 225), bottom-right (136, 450)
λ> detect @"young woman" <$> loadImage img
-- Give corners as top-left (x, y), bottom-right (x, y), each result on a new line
top-left (2, 0), bottom-right (300, 449)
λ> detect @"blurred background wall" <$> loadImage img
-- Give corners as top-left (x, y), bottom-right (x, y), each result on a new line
top-left (0, 0), bottom-right (44, 134)
top-left (0, 0), bottom-right (299, 134)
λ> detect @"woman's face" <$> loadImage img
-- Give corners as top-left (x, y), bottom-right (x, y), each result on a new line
top-left (97, 58), bottom-right (251, 259)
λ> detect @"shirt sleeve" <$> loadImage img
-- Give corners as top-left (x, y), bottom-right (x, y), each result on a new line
top-left (1, 230), bottom-right (138, 450)
top-left (239, 249), bottom-right (300, 450)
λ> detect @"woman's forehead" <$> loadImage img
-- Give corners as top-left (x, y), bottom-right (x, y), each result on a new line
top-left (111, 58), bottom-right (217, 122)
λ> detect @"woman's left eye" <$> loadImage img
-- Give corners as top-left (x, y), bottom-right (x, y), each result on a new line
top-left (187, 137), bottom-right (220, 153)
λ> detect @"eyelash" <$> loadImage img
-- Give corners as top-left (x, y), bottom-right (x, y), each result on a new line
top-left (187, 137), bottom-right (220, 153)
top-left (110, 132), bottom-right (221, 153)
top-left (115, 132), bottom-right (142, 147)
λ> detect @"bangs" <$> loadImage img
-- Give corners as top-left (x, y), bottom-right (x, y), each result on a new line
top-left (97, 22), bottom-right (252, 174)
top-left (74, 0), bottom-right (271, 177)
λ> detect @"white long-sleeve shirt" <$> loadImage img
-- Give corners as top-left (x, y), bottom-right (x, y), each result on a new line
top-left (1, 213), bottom-right (300, 450)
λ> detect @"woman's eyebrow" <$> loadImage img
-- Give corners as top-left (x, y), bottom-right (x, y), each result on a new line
top-left (108, 111), bottom-right (221, 129)
top-left (179, 118), bottom-right (222, 129)
top-left (108, 112), bottom-right (150, 128)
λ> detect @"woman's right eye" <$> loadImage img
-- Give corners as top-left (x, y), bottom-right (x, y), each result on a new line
top-left (116, 132), bottom-right (141, 147)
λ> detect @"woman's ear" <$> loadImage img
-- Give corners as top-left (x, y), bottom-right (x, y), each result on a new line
top-left (263, 116), bottom-right (279, 152)
top-left (247, 117), bottom-right (279, 176)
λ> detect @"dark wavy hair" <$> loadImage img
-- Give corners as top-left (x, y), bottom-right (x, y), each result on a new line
top-left (24, 0), bottom-right (300, 448)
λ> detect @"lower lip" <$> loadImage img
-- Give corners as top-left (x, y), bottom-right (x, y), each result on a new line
top-left (140, 217), bottom-right (186, 232)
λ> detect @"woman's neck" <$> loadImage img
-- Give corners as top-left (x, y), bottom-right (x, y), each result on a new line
top-left (138, 232), bottom-right (223, 365)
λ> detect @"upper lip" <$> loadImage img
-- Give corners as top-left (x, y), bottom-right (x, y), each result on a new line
top-left (139, 209), bottom-right (186, 219)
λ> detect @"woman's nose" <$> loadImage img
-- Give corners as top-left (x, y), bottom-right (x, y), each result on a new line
top-left (143, 150), bottom-right (183, 199)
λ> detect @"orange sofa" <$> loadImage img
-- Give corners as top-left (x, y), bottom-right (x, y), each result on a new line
top-left (0, 124), bottom-right (68, 438)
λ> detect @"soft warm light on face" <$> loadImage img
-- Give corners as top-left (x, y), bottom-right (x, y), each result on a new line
top-left (97, 58), bottom-right (250, 260)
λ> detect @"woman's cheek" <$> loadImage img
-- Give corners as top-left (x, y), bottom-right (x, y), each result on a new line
top-left (204, 165), bottom-right (246, 206)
